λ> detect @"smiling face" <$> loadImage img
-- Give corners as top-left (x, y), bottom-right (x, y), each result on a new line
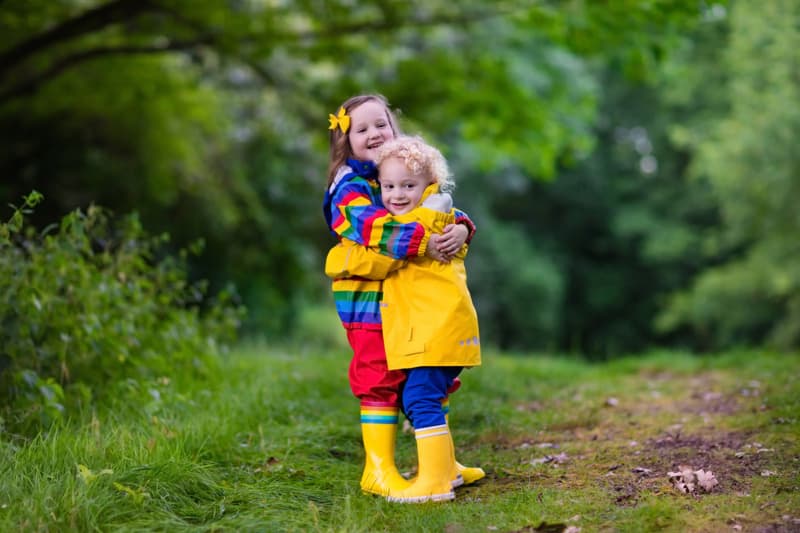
top-left (348, 100), bottom-right (395, 162)
top-left (379, 156), bottom-right (431, 215)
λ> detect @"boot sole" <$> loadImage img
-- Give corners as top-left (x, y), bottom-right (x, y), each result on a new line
top-left (387, 491), bottom-right (455, 503)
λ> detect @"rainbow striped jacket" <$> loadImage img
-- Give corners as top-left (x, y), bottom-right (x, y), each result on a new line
top-left (323, 159), bottom-right (475, 330)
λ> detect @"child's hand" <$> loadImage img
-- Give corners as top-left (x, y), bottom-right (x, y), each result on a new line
top-left (437, 224), bottom-right (469, 259)
top-left (425, 233), bottom-right (450, 263)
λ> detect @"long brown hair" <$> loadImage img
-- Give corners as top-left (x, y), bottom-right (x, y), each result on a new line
top-left (326, 94), bottom-right (401, 186)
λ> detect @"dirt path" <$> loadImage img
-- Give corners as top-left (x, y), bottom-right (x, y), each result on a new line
top-left (470, 366), bottom-right (799, 532)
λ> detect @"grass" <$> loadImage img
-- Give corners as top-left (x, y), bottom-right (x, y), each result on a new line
top-left (1, 344), bottom-right (799, 532)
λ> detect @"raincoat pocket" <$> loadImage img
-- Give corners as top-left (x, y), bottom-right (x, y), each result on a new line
top-left (381, 300), bottom-right (426, 357)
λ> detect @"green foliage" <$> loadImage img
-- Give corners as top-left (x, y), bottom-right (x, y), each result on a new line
top-left (0, 193), bottom-right (243, 435)
top-left (657, 0), bottom-right (800, 349)
top-left (379, 23), bottom-right (598, 179)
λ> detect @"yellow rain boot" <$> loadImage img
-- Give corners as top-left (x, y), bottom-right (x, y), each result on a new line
top-left (360, 405), bottom-right (411, 496)
top-left (387, 425), bottom-right (455, 503)
top-left (443, 399), bottom-right (485, 486)
top-left (456, 459), bottom-right (485, 485)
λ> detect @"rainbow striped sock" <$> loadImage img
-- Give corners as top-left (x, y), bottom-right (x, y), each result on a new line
top-left (360, 405), bottom-right (399, 425)
top-left (440, 398), bottom-right (450, 417)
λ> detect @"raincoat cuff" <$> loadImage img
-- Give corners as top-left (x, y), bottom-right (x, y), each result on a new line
top-left (417, 230), bottom-right (431, 257)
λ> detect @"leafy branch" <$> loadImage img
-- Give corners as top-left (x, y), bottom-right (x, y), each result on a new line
top-left (1, 190), bottom-right (44, 241)
top-left (0, 39), bottom-right (211, 101)
top-left (0, 0), bottom-right (159, 79)
top-left (0, 0), bottom-right (520, 101)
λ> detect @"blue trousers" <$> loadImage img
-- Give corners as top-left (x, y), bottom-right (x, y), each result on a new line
top-left (402, 367), bottom-right (462, 430)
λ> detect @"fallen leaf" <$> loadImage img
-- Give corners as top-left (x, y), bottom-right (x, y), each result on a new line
top-left (77, 464), bottom-right (113, 485)
top-left (694, 469), bottom-right (719, 492)
top-left (529, 453), bottom-right (569, 466)
top-left (77, 464), bottom-right (95, 484)
top-left (551, 452), bottom-right (569, 464)
top-left (668, 466), bottom-right (718, 494)
top-left (113, 482), bottom-right (149, 504)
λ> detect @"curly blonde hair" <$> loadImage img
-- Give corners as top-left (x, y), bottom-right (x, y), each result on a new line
top-left (374, 135), bottom-right (454, 193)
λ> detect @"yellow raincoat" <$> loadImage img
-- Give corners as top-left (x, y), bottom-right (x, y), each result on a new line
top-left (380, 203), bottom-right (481, 371)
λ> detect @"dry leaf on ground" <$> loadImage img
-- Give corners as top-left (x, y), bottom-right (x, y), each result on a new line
top-left (667, 465), bottom-right (718, 494)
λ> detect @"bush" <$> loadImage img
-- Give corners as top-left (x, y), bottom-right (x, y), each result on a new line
top-left (0, 192), bottom-right (244, 435)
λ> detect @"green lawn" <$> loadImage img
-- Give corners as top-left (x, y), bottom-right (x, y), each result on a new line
top-left (2, 345), bottom-right (798, 532)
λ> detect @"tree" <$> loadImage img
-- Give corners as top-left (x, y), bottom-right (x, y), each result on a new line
top-left (657, 0), bottom-right (800, 349)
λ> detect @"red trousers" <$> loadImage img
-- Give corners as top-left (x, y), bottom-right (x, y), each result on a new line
top-left (346, 328), bottom-right (406, 406)
top-left (345, 328), bottom-right (462, 407)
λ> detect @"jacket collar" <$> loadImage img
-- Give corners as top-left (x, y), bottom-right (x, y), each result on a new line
top-left (420, 183), bottom-right (439, 203)
top-left (346, 158), bottom-right (378, 180)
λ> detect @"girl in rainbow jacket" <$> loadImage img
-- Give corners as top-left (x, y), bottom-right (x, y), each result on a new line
top-left (322, 95), bottom-right (483, 499)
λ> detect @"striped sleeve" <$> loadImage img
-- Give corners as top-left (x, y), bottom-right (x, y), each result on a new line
top-left (330, 179), bottom-right (429, 259)
top-left (453, 208), bottom-right (477, 244)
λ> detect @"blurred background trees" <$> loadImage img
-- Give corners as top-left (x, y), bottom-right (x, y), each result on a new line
top-left (2, 0), bottom-right (796, 358)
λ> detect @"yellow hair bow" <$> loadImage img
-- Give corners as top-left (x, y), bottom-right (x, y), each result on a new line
top-left (328, 107), bottom-right (350, 134)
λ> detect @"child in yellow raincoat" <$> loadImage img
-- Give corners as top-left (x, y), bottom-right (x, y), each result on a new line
top-left (377, 135), bottom-right (481, 503)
